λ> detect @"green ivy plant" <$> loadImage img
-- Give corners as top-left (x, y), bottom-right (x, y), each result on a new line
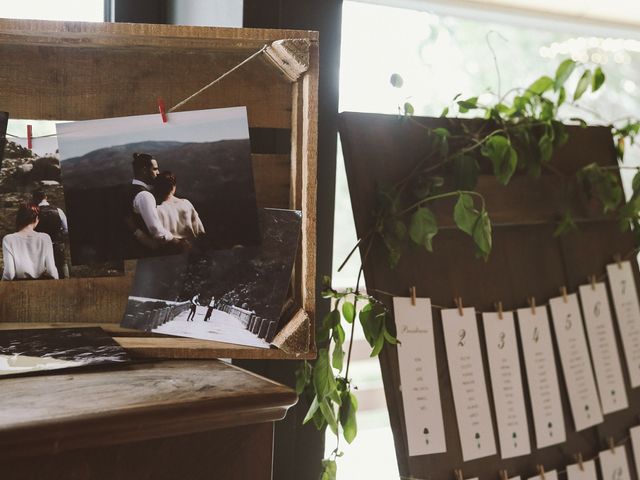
top-left (296, 58), bottom-right (640, 480)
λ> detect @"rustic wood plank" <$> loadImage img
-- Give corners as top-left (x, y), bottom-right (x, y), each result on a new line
top-left (0, 43), bottom-right (292, 128)
top-left (0, 360), bottom-right (297, 460)
top-left (5, 422), bottom-right (275, 480)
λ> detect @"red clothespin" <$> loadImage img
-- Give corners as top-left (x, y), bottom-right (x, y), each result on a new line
top-left (26, 124), bottom-right (33, 150)
top-left (157, 97), bottom-right (168, 123)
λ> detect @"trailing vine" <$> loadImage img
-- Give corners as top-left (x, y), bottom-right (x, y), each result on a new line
top-left (296, 58), bottom-right (640, 480)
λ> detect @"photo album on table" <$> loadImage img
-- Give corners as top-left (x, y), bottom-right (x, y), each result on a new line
top-left (0, 106), bottom-right (301, 374)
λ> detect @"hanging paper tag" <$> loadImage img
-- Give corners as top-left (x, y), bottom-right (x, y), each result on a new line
top-left (393, 297), bottom-right (447, 456)
top-left (607, 261), bottom-right (640, 387)
top-left (526, 470), bottom-right (558, 480)
top-left (482, 311), bottom-right (531, 459)
top-left (442, 307), bottom-right (497, 461)
top-left (516, 306), bottom-right (566, 448)
top-left (549, 293), bottom-right (603, 430)
top-left (578, 282), bottom-right (628, 413)
top-left (599, 446), bottom-right (631, 480)
top-left (630, 426), bottom-right (640, 480)
top-left (567, 460), bottom-right (597, 480)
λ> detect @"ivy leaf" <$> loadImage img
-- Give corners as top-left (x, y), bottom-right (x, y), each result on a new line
top-left (554, 59), bottom-right (576, 91)
top-left (553, 210), bottom-right (578, 237)
top-left (332, 322), bottom-right (345, 371)
top-left (320, 459), bottom-right (338, 480)
top-left (295, 360), bottom-right (312, 394)
top-left (527, 75), bottom-right (554, 96)
top-left (404, 102), bottom-right (414, 116)
top-left (481, 135), bottom-right (518, 185)
top-left (616, 137), bottom-right (625, 161)
top-left (440, 106), bottom-right (449, 117)
top-left (342, 301), bottom-right (355, 324)
top-left (578, 163), bottom-right (623, 213)
top-left (592, 67), bottom-right (605, 92)
top-left (340, 391), bottom-right (359, 444)
top-left (451, 155), bottom-right (480, 190)
top-left (574, 70), bottom-right (592, 101)
top-left (313, 348), bottom-right (336, 400)
top-left (472, 209), bottom-right (492, 260)
top-left (390, 73), bottom-right (403, 88)
top-left (457, 96), bottom-right (478, 113)
top-left (557, 86), bottom-right (567, 106)
top-left (432, 127), bottom-right (450, 157)
top-left (538, 133), bottom-right (553, 163)
top-left (303, 395), bottom-right (321, 424)
top-left (453, 193), bottom-right (478, 235)
top-left (409, 207), bottom-right (438, 251)
top-left (320, 398), bottom-right (338, 435)
top-left (633, 170), bottom-right (640, 197)
top-left (318, 309), bottom-right (340, 345)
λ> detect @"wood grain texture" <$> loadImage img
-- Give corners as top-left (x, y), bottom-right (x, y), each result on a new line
top-left (0, 360), bottom-right (297, 460)
top-left (5, 422), bottom-right (275, 480)
top-left (340, 111), bottom-right (640, 479)
top-left (0, 19), bottom-right (318, 359)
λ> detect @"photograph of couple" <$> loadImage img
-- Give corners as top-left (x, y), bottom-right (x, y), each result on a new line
top-left (56, 107), bottom-right (260, 265)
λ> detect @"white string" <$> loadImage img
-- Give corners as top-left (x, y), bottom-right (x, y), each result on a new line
top-left (3, 44), bottom-right (269, 140)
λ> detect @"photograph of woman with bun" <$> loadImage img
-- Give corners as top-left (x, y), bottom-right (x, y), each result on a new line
top-left (2, 203), bottom-right (59, 280)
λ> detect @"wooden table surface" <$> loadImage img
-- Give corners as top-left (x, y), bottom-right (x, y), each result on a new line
top-left (0, 360), bottom-right (298, 461)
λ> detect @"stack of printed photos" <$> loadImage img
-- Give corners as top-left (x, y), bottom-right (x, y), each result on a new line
top-left (0, 106), bottom-right (301, 367)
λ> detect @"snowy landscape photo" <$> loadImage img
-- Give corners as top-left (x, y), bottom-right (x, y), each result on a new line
top-left (56, 107), bottom-right (260, 265)
top-left (121, 209), bottom-right (301, 349)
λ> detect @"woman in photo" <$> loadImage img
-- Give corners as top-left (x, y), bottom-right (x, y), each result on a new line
top-left (154, 171), bottom-right (205, 241)
top-left (2, 203), bottom-right (59, 280)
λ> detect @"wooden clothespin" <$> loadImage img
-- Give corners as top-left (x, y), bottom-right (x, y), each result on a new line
top-left (614, 254), bottom-right (623, 269)
top-left (528, 297), bottom-right (536, 315)
top-left (560, 286), bottom-right (568, 303)
top-left (608, 436), bottom-right (616, 454)
top-left (157, 97), bottom-right (168, 123)
top-left (410, 286), bottom-right (417, 306)
top-left (499, 469), bottom-right (508, 480)
top-left (536, 464), bottom-right (546, 480)
top-left (590, 275), bottom-right (597, 291)
top-left (495, 301), bottom-right (504, 320)
top-left (455, 297), bottom-right (464, 316)
top-left (26, 124), bottom-right (32, 150)
top-left (454, 468), bottom-right (463, 480)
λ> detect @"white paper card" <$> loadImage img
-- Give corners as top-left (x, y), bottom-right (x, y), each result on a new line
top-left (566, 460), bottom-right (597, 480)
top-left (630, 425), bottom-right (640, 480)
top-left (393, 297), bottom-right (446, 456)
top-left (579, 283), bottom-right (628, 413)
top-left (482, 311), bottom-right (531, 458)
top-left (599, 447), bottom-right (631, 480)
top-left (516, 306), bottom-right (566, 448)
top-left (442, 307), bottom-right (497, 461)
top-left (527, 470), bottom-right (558, 480)
top-left (607, 261), bottom-right (640, 387)
top-left (549, 294), bottom-right (603, 430)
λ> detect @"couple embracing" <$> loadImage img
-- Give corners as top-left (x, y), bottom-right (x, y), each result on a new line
top-left (125, 152), bottom-right (204, 257)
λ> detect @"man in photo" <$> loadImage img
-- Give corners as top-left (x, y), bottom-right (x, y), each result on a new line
top-left (32, 189), bottom-right (68, 279)
top-left (126, 153), bottom-right (179, 257)
top-left (204, 297), bottom-right (215, 322)
top-left (186, 293), bottom-right (200, 322)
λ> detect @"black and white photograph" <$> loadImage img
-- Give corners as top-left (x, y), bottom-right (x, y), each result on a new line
top-left (121, 208), bottom-right (301, 349)
top-left (0, 327), bottom-right (130, 377)
top-left (0, 133), bottom-right (123, 281)
top-left (56, 107), bottom-right (260, 265)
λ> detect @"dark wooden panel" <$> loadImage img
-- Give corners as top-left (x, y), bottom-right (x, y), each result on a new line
top-left (340, 111), bottom-right (639, 479)
top-left (5, 422), bottom-right (274, 480)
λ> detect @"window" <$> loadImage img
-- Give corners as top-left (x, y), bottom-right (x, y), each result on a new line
top-left (332, 2), bottom-right (640, 477)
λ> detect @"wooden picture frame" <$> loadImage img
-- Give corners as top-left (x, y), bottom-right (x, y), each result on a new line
top-left (0, 18), bottom-right (318, 360)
